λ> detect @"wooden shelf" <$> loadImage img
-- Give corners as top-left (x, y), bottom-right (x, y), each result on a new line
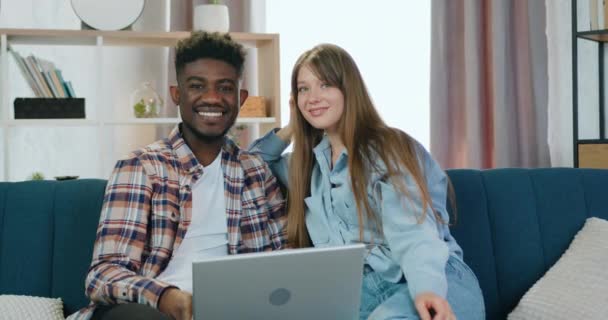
top-left (0, 28), bottom-right (281, 181)
top-left (2, 119), bottom-right (98, 126)
top-left (105, 117), bottom-right (276, 125)
top-left (2, 117), bottom-right (277, 127)
top-left (576, 30), bottom-right (608, 42)
top-left (0, 29), bottom-right (278, 47)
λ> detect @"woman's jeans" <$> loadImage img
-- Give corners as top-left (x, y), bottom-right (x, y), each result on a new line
top-left (359, 255), bottom-right (485, 320)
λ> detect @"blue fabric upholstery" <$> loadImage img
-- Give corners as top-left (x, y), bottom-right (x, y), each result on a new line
top-left (1, 169), bottom-right (607, 319)
top-left (0, 179), bottom-right (106, 316)
top-left (448, 168), bottom-right (608, 319)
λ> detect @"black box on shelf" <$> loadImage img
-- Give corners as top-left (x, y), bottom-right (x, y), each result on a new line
top-left (13, 98), bottom-right (85, 119)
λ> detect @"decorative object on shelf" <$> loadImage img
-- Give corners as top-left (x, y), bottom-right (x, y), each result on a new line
top-left (55, 176), bottom-right (79, 181)
top-left (193, 0), bottom-right (230, 33)
top-left (227, 124), bottom-right (250, 147)
top-left (13, 98), bottom-right (85, 119)
top-left (239, 96), bottom-right (267, 117)
top-left (71, 0), bottom-right (145, 31)
top-left (29, 172), bottom-right (45, 181)
top-left (131, 82), bottom-right (163, 118)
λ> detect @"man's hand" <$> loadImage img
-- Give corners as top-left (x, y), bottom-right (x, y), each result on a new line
top-left (158, 288), bottom-right (192, 320)
top-left (414, 292), bottom-right (456, 320)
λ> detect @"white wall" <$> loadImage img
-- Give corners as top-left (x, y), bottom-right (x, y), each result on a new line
top-left (266, 0), bottom-right (431, 148)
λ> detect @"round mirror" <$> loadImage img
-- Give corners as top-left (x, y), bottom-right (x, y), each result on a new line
top-left (71, 0), bottom-right (145, 31)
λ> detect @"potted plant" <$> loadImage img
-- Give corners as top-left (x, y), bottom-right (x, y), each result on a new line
top-left (193, 0), bottom-right (230, 33)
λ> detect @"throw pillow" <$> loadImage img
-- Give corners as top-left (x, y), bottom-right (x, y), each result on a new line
top-left (0, 295), bottom-right (64, 320)
top-left (508, 217), bottom-right (608, 320)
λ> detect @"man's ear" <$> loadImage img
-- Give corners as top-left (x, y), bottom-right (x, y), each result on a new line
top-left (239, 89), bottom-right (249, 108)
top-left (169, 85), bottom-right (180, 105)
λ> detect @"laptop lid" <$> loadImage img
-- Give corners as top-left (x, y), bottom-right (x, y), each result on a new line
top-left (192, 244), bottom-right (366, 320)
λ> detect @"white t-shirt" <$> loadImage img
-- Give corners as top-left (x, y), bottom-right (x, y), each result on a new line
top-left (156, 152), bottom-right (228, 293)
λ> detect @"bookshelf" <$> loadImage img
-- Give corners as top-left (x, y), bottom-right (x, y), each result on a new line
top-left (0, 29), bottom-right (281, 181)
top-left (572, 1), bottom-right (608, 168)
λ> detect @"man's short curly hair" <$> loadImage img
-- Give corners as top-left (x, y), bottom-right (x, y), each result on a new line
top-left (175, 31), bottom-right (246, 79)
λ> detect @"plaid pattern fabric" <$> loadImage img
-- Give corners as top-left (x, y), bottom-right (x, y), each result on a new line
top-left (70, 126), bottom-right (287, 319)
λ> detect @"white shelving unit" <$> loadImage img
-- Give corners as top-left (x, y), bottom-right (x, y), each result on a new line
top-left (0, 29), bottom-right (281, 181)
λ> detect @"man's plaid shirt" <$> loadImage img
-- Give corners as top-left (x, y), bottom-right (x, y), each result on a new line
top-left (70, 126), bottom-right (287, 319)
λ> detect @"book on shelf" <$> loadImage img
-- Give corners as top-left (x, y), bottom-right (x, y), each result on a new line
top-left (25, 55), bottom-right (52, 97)
top-left (64, 81), bottom-right (76, 98)
top-left (8, 48), bottom-right (42, 97)
top-left (7, 46), bottom-right (77, 98)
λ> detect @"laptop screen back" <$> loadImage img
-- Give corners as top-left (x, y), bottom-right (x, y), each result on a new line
top-left (192, 244), bottom-right (366, 320)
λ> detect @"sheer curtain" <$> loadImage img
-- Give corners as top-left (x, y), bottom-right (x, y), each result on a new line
top-left (430, 0), bottom-right (550, 169)
top-left (545, 0), bottom-right (573, 167)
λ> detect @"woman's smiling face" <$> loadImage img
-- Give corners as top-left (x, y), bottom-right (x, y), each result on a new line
top-left (296, 65), bottom-right (345, 134)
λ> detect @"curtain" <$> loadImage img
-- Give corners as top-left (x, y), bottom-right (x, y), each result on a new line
top-left (545, 0), bottom-right (573, 167)
top-left (430, 0), bottom-right (550, 169)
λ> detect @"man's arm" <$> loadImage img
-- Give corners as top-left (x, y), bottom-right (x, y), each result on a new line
top-left (85, 156), bottom-right (175, 308)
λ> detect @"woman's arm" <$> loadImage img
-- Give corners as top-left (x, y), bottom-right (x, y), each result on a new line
top-left (248, 129), bottom-right (291, 187)
top-left (376, 143), bottom-right (452, 298)
top-left (248, 97), bottom-right (296, 186)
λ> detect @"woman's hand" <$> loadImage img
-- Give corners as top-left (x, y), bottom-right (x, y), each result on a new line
top-left (158, 288), bottom-right (192, 320)
top-left (414, 292), bottom-right (456, 320)
top-left (276, 94), bottom-right (296, 143)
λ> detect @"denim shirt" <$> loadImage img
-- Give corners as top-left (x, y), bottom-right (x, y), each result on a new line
top-left (249, 130), bottom-right (463, 299)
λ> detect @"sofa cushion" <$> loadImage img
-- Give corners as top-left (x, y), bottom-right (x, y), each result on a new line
top-left (447, 168), bottom-right (608, 319)
top-left (0, 179), bottom-right (107, 316)
top-left (0, 295), bottom-right (64, 319)
top-left (508, 217), bottom-right (608, 319)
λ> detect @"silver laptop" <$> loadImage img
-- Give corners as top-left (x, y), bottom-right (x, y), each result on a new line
top-left (192, 244), bottom-right (366, 320)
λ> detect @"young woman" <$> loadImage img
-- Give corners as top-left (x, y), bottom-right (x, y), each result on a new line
top-left (250, 44), bottom-right (484, 320)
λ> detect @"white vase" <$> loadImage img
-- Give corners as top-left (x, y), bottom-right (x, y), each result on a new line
top-left (193, 4), bottom-right (230, 33)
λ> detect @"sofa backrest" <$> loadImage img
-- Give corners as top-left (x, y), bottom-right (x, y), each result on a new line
top-left (447, 168), bottom-right (608, 320)
top-left (0, 179), bottom-right (106, 316)
top-left (2, 169), bottom-right (608, 319)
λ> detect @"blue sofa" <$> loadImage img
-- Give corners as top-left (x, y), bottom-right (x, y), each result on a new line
top-left (1, 168), bottom-right (607, 319)
top-left (0, 179), bottom-right (106, 317)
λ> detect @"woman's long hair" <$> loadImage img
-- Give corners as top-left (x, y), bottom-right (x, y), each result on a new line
top-left (287, 44), bottom-right (449, 248)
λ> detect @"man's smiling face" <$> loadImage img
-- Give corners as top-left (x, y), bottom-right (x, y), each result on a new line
top-left (174, 58), bottom-right (245, 142)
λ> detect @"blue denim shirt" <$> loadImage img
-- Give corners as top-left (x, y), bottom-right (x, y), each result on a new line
top-left (249, 130), bottom-right (463, 299)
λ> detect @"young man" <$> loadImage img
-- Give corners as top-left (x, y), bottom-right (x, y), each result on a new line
top-left (70, 32), bottom-right (287, 320)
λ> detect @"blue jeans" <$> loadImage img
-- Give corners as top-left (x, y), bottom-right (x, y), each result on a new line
top-left (359, 255), bottom-right (485, 320)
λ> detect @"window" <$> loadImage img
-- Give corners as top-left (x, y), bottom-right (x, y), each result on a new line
top-left (266, 1), bottom-right (431, 147)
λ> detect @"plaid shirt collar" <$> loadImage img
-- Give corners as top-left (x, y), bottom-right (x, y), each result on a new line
top-left (168, 124), bottom-right (239, 175)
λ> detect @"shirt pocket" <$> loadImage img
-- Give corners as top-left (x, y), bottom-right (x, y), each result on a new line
top-left (337, 191), bottom-right (378, 229)
top-left (150, 198), bottom-right (181, 248)
top-left (151, 196), bottom-right (180, 225)
top-left (338, 196), bottom-right (359, 227)
top-left (304, 196), bottom-right (330, 246)
top-left (239, 195), bottom-right (271, 250)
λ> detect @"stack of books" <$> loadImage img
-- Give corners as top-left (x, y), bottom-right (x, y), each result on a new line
top-left (8, 45), bottom-right (77, 98)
